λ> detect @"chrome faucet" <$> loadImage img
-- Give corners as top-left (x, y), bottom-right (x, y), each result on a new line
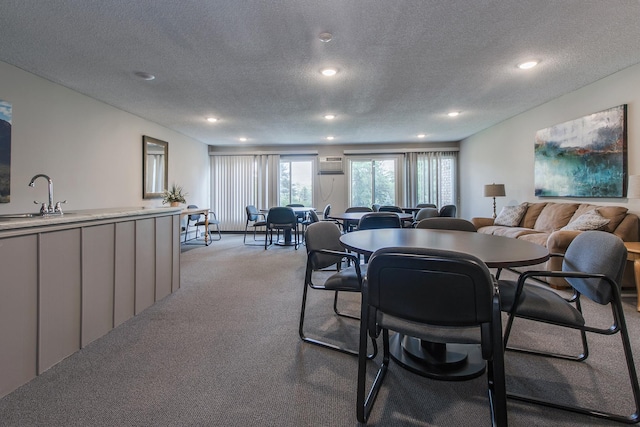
top-left (28, 174), bottom-right (63, 214)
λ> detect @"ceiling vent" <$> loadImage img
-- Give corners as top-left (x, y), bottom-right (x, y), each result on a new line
top-left (318, 156), bottom-right (344, 174)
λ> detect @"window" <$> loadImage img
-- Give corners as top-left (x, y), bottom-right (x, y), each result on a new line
top-left (415, 151), bottom-right (457, 207)
top-left (279, 158), bottom-right (314, 206)
top-left (349, 157), bottom-right (401, 207)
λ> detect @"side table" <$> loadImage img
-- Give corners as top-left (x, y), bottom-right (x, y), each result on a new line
top-left (623, 242), bottom-right (640, 311)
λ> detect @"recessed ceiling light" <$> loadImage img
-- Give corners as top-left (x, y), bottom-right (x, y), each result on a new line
top-left (319, 32), bottom-right (333, 42)
top-left (517, 61), bottom-right (539, 70)
top-left (239, 137), bottom-right (247, 142)
top-left (447, 111), bottom-right (460, 117)
top-left (417, 134), bottom-right (426, 138)
top-left (324, 114), bottom-right (336, 120)
top-left (321, 68), bottom-right (338, 77)
top-left (206, 117), bottom-right (218, 123)
top-left (133, 71), bottom-right (155, 81)
top-left (326, 136), bottom-right (335, 140)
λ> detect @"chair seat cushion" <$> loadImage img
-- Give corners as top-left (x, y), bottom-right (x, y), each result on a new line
top-left (196, 220), bottom-right (220, 226)
top-left (324, 264), bottom-right (368, 291)
top-left (498, 279), bottom-right (585, 327)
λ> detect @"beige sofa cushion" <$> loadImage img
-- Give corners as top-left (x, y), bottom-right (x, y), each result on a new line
top-left (479, 226), bottom-right (544, 239)
top-left (533, 203), bottom-right (579, 232)
top-left (517, 232), bottom-right (551, 247)
top-left (521, 202), bottom-right (547, 228)
top-left (596, 206), bottom-right (628, 233)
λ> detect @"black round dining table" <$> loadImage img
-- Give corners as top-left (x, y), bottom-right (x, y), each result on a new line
top-left (339, 228), bottom-right (550, 380)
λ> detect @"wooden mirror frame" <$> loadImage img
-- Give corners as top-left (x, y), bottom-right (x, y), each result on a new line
top-left (142, 135), bottom-right (168, 199)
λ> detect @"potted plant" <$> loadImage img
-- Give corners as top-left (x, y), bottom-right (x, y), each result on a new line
top-left (162, 184), bottom-right (188, 207)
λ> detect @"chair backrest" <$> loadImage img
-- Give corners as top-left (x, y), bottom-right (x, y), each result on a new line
top-left (414, 207), bottom-right (439, 222)
top-left (322, 204), bottom-right (331, 218)
top-left (305, 221), bottom-right (345, 269)
top-left (246, 205), bottom-right (261, 222)
top-left (187, 204), bottom-right (201, 221)
top-left (346, 206), bottom-right (373, 213)
top-left (371, 204), bottom-right (381, 212)
top-left (562, 231), bottom-right (627, 304)
top-left (358, 212), bottom-right (402, 230)
top-left (438, 204), bottom-right (457, 217)
top-left (366, 247), bottom-right (494, 326)
top-left (379, 205), bottom-right (403, 213)
top-left (267, 207), bottom-right (297, 227)
top-left (415, 217), bottom-right (476, 232)
top-left (307, 210), bottom-right (319, 223)
top-left (416, 203), bottom-right (437, 209)
top-left (286, 203), bottom-right (304, 207)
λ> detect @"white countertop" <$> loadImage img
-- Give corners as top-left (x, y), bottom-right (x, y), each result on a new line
top-left (0, 206), bottom-right (183, 231)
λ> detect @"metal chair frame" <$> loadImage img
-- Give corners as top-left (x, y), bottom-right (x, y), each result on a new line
top-left (500, 239), bottom-right (640, 424)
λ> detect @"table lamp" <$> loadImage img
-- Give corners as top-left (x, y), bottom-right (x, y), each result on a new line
top-left (628, 175), bottom-right (640, 199)
top-left (484, 183), bottom-right (506, 218)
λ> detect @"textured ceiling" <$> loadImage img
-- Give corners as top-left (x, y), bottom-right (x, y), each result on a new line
top-left (1, 1), bottom-right (640, 147)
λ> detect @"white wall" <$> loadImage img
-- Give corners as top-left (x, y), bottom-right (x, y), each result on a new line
top-left (0, 61), bottom-right (209, 214)
top-left (460, 62), bottom-right (640, 221)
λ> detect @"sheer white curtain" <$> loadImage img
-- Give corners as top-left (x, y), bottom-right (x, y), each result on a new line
top-left (407, 151), bottom-right (458, 208)
top-left (210, 154), bottom-right (279, 231)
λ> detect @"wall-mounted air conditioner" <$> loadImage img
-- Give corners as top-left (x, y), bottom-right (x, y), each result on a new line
top-left (318, 156), bottom-right (344, 174)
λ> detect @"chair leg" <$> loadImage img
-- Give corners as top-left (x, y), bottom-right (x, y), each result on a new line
top-left (489, 296), bottom-right (508, 427)
top-left (505, 299), bottom-right (640, 424)
top-left (209, 223), bottom-right (222, 241)
top-left (299, 284), bottom-right (377, 359)
top-left (504, 310), bottom-right (588, 361)
top-left (357, 328), bottom-right (389, 423)
top-left (333, 291), bottom-right (359, 320)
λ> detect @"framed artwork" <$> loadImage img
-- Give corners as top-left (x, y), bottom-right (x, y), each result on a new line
top-left (534, 105), bottom-right (627, 197)
top-left (0, 99), bottom-right (11, 203)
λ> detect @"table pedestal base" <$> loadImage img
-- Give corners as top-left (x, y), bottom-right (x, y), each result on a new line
top-left (390, 334), bottom-right (485, 381)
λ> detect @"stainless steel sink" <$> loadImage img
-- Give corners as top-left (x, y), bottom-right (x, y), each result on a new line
top-left (0, 212), bottom-right (75, 219)
top-left (0, 213), bottom-right (41, 218)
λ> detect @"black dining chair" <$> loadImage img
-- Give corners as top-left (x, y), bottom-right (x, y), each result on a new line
top-left (265, 206), bottom-right (299, 249)
top-left (416, 203), bottom-right (437, 209)
top-left (438, 204), bottom-right (457, 217)
top-left (415, 217), bottom-right (476, 232)
top-left (344, 206), bottom-right (373, 232)
top-left (300, 221), bottom-right (377, 359)
top-left (357, 247), bottom-right (507, 425)
top-left (357, 212), bottom-right (402, 230)
top-left (497, 231), bottom-right (640, 424)
top-left (244, 205), bottom-right (267, 245)
top-left (378, 205), bottom-right (403, 213)
top-left (183, 204), bottom-right (221, 243)
top-left (412, 207), bottom-right (439, 226)
top-left (300, 209), bottom-right (319, 244)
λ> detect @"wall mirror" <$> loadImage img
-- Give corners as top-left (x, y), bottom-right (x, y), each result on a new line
top-left (143, 135), bottom-right (168, 199)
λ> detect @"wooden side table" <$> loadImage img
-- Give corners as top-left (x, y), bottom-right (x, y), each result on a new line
top-left (624, 242), bottom-right (640, 311)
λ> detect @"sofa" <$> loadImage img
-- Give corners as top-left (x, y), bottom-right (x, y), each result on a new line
top-left (471, 202), bottom-right (639, 287)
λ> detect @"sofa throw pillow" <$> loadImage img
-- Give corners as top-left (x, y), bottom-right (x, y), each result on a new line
top-left (561, 209), bottom-right (610, 231)
top-left (494, 204), bottom-right (527, 227)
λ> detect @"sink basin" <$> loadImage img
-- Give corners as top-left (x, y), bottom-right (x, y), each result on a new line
top-left (0, 213), bottom-right (41, 218)
top-left (0, 212), bottom-right (75, 219)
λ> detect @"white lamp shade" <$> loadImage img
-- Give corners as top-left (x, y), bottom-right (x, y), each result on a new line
top-left (484, 184), bottom-right (506, 197)
top-left (628, 175), bottom-right (640, 198)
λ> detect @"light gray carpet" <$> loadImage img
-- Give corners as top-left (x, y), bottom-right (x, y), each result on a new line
top-left (1, 234), bottom-right (639, 426)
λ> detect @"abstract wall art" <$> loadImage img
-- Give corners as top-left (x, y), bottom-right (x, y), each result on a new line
top-left (534, 105), bottom-right (627, 198)
top-left (0, 99), bottom-right (11, 203)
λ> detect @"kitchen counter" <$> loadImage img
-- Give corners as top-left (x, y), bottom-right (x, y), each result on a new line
top-left (0, 206), bottom-right (182, 231)
top-left (0, 206), bottom-right (182, 398)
